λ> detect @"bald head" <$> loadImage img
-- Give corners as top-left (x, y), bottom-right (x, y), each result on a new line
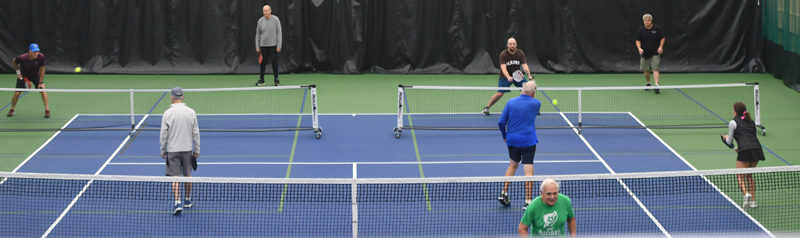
top-left (506, 37), bottom-right (517, 52)
top-left (263, 5), bottom-right (272, 18)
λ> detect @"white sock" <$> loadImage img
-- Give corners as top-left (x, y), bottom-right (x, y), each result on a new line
top-left (175, 200), bottom-right (181, 205)
top-left (185, 197), bottom-right (191, 201)
top-left (525, 199), bottom-right (532, 204)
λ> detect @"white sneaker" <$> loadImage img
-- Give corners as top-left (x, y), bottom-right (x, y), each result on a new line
top-left (743, 193), bottom-right (752, 209)
top-left (749, 200), bottom-right (758, 208)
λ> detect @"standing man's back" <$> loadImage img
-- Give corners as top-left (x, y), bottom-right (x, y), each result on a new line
top-left (160, 87), bottom-right (200, 216)
top-left (497, 81), bottom-right (541, 210)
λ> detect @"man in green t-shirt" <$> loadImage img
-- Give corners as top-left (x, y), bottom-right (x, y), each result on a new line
top-left (519, 179), bottom-right (576, 237)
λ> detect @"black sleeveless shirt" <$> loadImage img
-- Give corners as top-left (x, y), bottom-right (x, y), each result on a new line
top-left (733, 117), bottom-right (761, 151)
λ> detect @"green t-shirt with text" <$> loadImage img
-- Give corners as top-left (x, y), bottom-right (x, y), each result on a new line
top-left (520, 194), bottom-right (574, 237)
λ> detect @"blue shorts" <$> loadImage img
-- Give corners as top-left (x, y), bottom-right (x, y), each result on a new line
top-left (508, 145), bottom-right (537, 164)
top-left (497, 77), bottom-right (526, 93)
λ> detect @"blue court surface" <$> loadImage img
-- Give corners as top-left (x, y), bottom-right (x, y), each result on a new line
top-left (2, 113), bottom-right (772, 237)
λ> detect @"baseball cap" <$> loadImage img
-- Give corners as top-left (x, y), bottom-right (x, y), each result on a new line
top-left (171, 87), bottom-right (184, 97)
top-left (29, 43), bottom-right (40, 52)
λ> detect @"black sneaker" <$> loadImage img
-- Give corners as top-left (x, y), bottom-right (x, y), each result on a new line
top-left (654, 86), bottom-right (660, 94)
top-left (498, 192), bottom-right (510, 207)
top-left (482, 107), bottom-right (490, 116)
top-left (645, 83), bottom-right (651, 91)
top-left (274, 79), bottom-right (280, 86)
top-left (256, 80), bottom-right (266, 86)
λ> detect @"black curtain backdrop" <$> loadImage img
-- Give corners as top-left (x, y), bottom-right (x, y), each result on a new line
top-left (0, 0), bottom-right (763, 74)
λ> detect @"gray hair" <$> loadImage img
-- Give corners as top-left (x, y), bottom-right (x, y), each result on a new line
top-left (540, 179), bottom-right (560, 192)
top-left (522, 80), bottom-right (537, 94)
top-left (643, 14), bottom-right (653, 20)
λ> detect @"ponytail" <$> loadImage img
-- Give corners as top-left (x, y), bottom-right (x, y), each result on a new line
top-left (733, 102), bottom-right (752, 122)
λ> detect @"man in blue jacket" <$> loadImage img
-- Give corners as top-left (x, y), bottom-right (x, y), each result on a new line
top-left (497, 81), bottom-right (541, 210)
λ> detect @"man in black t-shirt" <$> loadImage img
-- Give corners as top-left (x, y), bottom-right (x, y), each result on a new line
top-left (635, 14), bottom-right (665, 94)
top-left (483, 37), bottom-right (534, 115)
top-left (8, 43), bottom-right (50, 118)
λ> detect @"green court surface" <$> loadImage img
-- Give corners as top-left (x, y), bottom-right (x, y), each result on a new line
top-left (1, 72), bottom-right (798, 172)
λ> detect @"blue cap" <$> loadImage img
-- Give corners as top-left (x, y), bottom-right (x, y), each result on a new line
top-left (29, 43), bottom-right (40, 52)
top-left (171, 87), bottom-right (184, 97)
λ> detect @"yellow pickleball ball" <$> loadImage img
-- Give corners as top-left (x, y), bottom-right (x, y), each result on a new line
top-left (74, 67), bottom-right (82, 73)
top-left (552, 99), bottom-right (558, 105)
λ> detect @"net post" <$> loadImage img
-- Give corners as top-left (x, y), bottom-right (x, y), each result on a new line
top-left (753, 84), bottom-right (762, 127)
top-left (129, 89), bottom-right (135, 131)
top-left (351, 163), bottom-right (359, 238)
top-left (310, 85), bottom-right (320, 132)
top-left (396, 85), bottom-right (405, 131)
top-left (577, 89), bottom-right (583, 133)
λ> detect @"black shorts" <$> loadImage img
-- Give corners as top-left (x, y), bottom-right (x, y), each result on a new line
top-left (737, 148), bottom-right (766, 162)
top-left (15, 77), bottom-right (41, 89)
top-left (508, 145), bottom-right (537, 164)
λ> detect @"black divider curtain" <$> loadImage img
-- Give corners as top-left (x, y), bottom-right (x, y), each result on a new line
top-left (0, 0), bottom-right (763, 74)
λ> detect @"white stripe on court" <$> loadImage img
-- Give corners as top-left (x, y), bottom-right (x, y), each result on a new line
top-left (7, 114), bottom-right (81, 174)
top-left (558, 111), bottom-right (671, 237)
top-left (42, 115), bottom-right (152, 238)
top-left (107, 160), bottom-right (601, 166)
top-left (626, 112), bottom-right (774, 237)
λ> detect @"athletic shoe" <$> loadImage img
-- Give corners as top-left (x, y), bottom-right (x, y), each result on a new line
top-left (256, 80), bottom-right (266, 86)
top-left (498, 192), bottom-right (510, 207)
top-left (749, 200), bottom-right (758, 208)
top-left (183, 199), bottom-right (194, 208)
top-left (482, 107), bottom-right (491, 116)
top-left (522, 202), bottom-right (530, 211)
top-left (173, 202), bottom-right (183, 215)
top-left (44, 110), bottom-right (51, 118)
top-left (6, 109), bottom-right (14, 117)
top-left (274, 79), bottom-right (280, 86)
top-left (645, 83), bottom-right (651, 91)
top-left (743, 193), bottom-right (752, 209)
top-left (654, 87), bottom-right (660, 94)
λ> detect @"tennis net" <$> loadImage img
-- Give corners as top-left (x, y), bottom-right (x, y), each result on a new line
top-left (0, 86), bottom-right (321, 136)
top-left (1, 166), bottom-right (798, 237)
top-left (395, 83), bottom-right (764, 136)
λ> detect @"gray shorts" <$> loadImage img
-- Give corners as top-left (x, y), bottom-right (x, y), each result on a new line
top-left (640, 55), bottom-right (661, 71)
top-left (165, 151), bottom-right (193, 176)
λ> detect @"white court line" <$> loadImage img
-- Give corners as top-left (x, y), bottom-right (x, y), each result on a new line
top-left (626, 112), bottom-right (774, 237)
top-left (0, 115), bottom-right (81, 186)
top-left (558, 111), bottom-right (671, 237)
top-left (42, 115), bottom-right (151, 238)
top-left (7, 114), bottom-right (81, 173)
top-left (107, 160), bottom-right (602, 166)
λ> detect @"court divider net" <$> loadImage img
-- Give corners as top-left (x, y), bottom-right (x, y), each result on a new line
top-left (395, 83), bottom-right (763, 134)
top-left (0, 86), bottom-right (320, 135)
top-left (1, 165), bottom-right (798, 237)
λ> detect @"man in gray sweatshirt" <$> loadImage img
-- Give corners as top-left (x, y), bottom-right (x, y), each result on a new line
top-left (160, 87), bottom-right (200, 215)
top-left (256, 4), bottom-right (282, 86)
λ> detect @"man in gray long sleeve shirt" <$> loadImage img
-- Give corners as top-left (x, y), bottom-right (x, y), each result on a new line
top-left (160, 87), bottom-right (200, 215)
top-left (256, 4), bottom-right (282, 86)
